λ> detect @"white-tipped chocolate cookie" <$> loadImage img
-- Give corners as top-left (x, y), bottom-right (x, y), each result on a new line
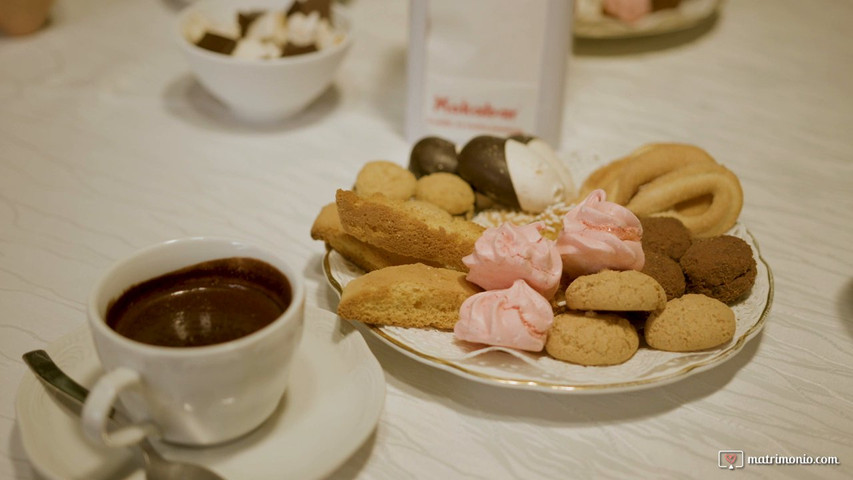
top-left (457, 135), bottom-right (574, 213)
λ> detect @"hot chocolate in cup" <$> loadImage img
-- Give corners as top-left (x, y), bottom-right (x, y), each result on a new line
top-left (82, 237), bottom-right (305, 447)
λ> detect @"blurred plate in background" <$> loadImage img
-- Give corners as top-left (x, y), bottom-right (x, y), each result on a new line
top-left (574, 0), bottom-right (722, 39)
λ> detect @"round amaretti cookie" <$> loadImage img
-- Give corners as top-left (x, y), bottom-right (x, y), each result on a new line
top-left (679, 235), bottom-right (756, 304)
top-left (644, 294), bottom-right (736, 352)
top-left (641, 251), bottom-right (686, 301)
top-left (640, 216), bottom-right (693, 261)
top-left (414, 172), bottom-right (476, 216)
top-left (354, 160), bottom-right (417, 201)
top-left (546, 311), bottom-right (639, 366)
top-left (565, 270), bottom-right (666, 312)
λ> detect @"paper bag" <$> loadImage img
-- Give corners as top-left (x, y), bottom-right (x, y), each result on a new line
top-left (405, 0), bottom-right (572, 146)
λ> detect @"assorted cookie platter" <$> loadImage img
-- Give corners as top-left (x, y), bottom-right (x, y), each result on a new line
top-left (315, 136), bottom-right (773, 393)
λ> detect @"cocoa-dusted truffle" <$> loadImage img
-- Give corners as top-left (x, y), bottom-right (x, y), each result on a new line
top-left (680, 235), bottom-right (757, 304)
top-left (641, 251), bottom-right (686, 301)
top-left (641, 216), bottom-right (693, 261)
top-left (408, 136), bottom-right (458, 178)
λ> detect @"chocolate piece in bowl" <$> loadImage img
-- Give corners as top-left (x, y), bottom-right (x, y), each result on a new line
top-left (237, 10), bottom-right (263, 36)
top-left (196, 32), bottom-right (237, 55)
top-left (282, 42), bottom-right (318, 57)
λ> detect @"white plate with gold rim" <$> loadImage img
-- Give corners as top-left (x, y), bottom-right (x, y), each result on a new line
top-left (324, 223), bottom-right (772, 394)
top-left (574, 0), bottom-right (723, 39)
top-left (15, 306), bottom-right (385, 480)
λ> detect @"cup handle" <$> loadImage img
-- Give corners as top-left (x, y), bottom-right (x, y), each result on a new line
top-left (81, 367), bottom-right (159, 448)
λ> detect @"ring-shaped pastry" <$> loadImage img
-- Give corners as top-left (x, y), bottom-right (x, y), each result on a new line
top-left (576, 143), bottom-right (716, 204)
top-left (606, 143), bottom-right (717, 205)
top-left (625, 163), bottom-right (743, 237)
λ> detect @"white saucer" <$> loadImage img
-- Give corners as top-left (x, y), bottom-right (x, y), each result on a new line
top-left (15, 306), bottom-right (386, 480)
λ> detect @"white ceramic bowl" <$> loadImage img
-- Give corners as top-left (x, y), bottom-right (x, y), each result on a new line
top-left (176, 0), bottom-right (353, 122)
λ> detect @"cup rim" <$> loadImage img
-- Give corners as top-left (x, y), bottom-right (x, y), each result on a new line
top-left (87, 236), bottom-right (305, 357)
top-left (176, 0), bottom-right (353, 66)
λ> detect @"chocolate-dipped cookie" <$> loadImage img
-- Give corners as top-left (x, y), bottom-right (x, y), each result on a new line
top-left (457, 135), bottom-right (572, 213)
top-left (509, 133), bottom-right (576, 201)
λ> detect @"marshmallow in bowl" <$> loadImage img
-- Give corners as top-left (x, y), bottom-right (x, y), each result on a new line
top-left (316, 18), bottom-right (345, 49)
top-left (184, 11), bottom-right (240, 44)
top-left (287, 11), bottom-right (320, 46)
top-left (243, 10), bottom-right (287, 44)
top-left (233, 37), bottom-right (282, 60)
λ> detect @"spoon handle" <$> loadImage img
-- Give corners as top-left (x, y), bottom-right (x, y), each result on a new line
top-left (23, 349), bottom-right (124, 422)
top-left (23, 350), bottom-right (91, 404)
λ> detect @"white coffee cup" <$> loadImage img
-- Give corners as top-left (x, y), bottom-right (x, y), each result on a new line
top-left (81, 237), bottom-right (304, 447)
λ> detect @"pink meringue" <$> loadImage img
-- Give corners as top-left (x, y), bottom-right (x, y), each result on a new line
top-left (556, 189), bottom-right (645, 278)
top-left (454, 279), bottom-right (554, 352)
top-left (463, 222), bottom-right (562, 299)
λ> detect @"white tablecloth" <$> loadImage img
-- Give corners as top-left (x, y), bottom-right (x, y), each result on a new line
top-left (1, 0), bottom-right (851, 479)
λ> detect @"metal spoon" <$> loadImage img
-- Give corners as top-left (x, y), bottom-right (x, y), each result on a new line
top-left (22, 350), bottom-right (227, 480)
